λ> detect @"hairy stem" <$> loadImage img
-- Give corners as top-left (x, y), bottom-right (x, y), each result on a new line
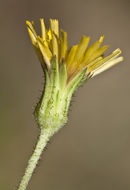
top-left (17, 129), bottom-right (51, 190)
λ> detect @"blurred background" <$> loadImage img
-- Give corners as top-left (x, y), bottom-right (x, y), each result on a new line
top-left (0, 0), bottom-right (130, 189)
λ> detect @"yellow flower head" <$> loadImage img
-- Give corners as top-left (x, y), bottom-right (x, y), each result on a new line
top-left (16, 19), bottom-right (124, 190)
top-left (26, 19), bottom-right (123, 82)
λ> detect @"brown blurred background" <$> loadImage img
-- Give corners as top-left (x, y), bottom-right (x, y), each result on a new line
top-left (0, 0), bottom-right (130, 189)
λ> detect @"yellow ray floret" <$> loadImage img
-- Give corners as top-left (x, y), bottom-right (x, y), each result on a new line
top-left (88, 49), bottom-right (123, 76)
top-left (66, 36), bottom-right (90, 79)
top-left (37, 37), bottom-right (52, 69)
top-left (52, 32), bottom-right (59, 60)
top-left (26, 19), bottom-right (123, 80)
top-left (82, 35), bottom-right (105, 65)
top-left (40, 18), bottom-right (46, 41)
top-left (26, 21), bottom-right (37, 45)
top-left (50, 19), bottom-right (59, 37)
top-left (60, 29), bottom-right (68, 61)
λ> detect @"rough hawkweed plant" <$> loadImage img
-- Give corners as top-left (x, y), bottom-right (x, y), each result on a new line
top-left (17, 19), bottom-right (123, 190)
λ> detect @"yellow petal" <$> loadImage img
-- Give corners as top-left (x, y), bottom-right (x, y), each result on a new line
top-left (87, 56), bottom-right (103, 68)
top-left (86, 45), bottom-right (109, 64)
top-left (85, 56), bottom-right (103, 75)
top-left (26, 21), bottom-right (37, 36)
top-left (60, 29), bottom-right (68, 61)
top-left (83, 35), bottom-right (104, 63)
top-left (92, 56), bottom-right (123, 77)
top-left (66, 45), bottom-right (78, 69)
top-left (40, 18), bottom-right (46, 41)
top-left (88, 48), bottom-right (122, 72)
top-left (37, 37), bottom-right (52, 69)
top-left (50, 19), bottom-right (59, 37)
top-left (67, 36), bottom-right (90, 78)
top-left (52, 32), bottom-right (59, 59)
top-left (27, 27), bottom-right (36, 45)
top-left (66, 45), bottom-right (78, 79)
top-left (74, 36), bottom-right (90, 64)
top-left (26, 21), bottom-right (37, 45)
top-left (40, 19), bottom-right (51, 48)
top-left (99, 35), bottom-right (104, 43)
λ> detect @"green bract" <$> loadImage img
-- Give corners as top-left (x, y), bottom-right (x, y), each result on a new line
top-left (35, 56), bottom-right (89, 135)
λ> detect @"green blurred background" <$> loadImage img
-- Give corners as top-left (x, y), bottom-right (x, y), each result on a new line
top-left (0, 0), bottom-right (130, 189)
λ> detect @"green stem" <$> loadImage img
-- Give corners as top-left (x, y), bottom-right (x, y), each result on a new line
top-left (17, 129), bottom-right (51, 190)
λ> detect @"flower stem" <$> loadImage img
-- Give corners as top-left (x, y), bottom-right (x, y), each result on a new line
top-left (17, 129), bottom-right (51, 190)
